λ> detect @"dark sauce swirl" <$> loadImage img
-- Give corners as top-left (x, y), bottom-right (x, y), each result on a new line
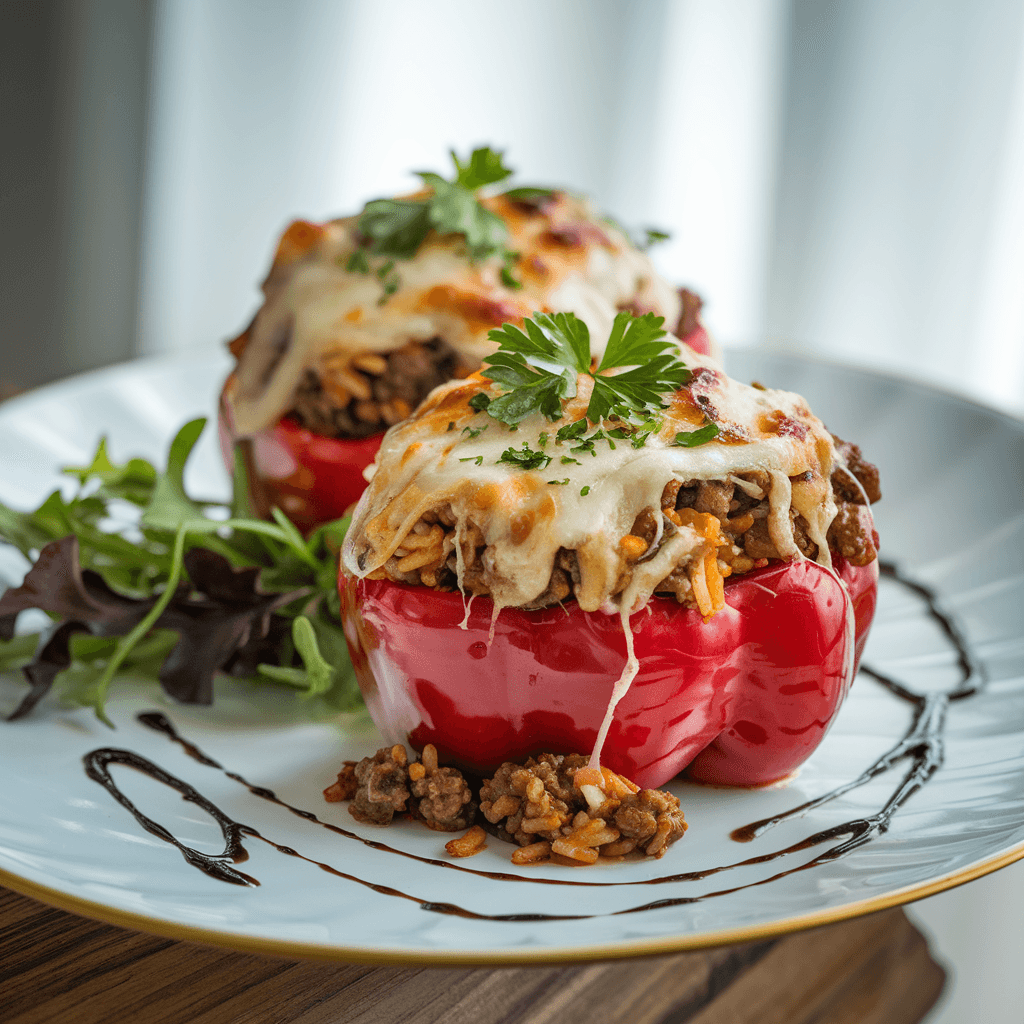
top-left (731, 561), bottom-right (984, 849)
top-left (83, 560), bottom-right (978, 920)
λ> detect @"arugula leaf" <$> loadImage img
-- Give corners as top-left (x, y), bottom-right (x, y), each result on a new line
top-left (140, 418), bottom-right (209, 533)
top-left (0, 633), bottom-right (37, 671)
top-left (257, 616), bottom-right (330, 694)
top-left (64, 438), bottom-right (158, 506)
top-left (0, 421), bottom-right (359, 724)
top-left (672, 422), bottom-right (721, 447)
top-left (0, 497), bottom-right (60, 559)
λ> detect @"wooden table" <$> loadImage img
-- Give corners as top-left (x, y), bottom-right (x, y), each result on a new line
top-left (0, 885), bottom-right (944, 1024)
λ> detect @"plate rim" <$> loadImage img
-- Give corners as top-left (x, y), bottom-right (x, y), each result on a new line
top-left (2, 349), bottom-right (1023, 965)
top-left (4, 841), bottom-right (1024, 965)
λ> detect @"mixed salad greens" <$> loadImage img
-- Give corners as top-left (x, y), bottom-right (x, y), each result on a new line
top-left (0, 419), bottom-right (360, 725)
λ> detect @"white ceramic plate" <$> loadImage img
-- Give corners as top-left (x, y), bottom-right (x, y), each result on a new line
top-left (1, 350), bottom-right (1022, 965)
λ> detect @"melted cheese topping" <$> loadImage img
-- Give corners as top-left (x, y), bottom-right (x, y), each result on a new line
top-left (342, 342), bottom-right (838, 616)
top-left (229, 193), bottom-right (681, 436)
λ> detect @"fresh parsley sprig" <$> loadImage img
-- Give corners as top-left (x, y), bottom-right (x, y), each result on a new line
top-left (480, 310), bottom-right (694, 430)
top-left (351, 146), bottom-right (523, 290)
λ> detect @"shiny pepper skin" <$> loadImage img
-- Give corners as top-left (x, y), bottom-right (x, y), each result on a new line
top-left (338, 555), bottom-right (878, 790)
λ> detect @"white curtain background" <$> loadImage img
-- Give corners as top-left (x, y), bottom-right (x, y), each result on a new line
top-left (84, 1), bottom-right (1024, 1020)
top-left (136, 0), bottom-right (1024, 421)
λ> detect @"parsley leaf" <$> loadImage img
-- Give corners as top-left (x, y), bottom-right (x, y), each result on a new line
top-left (555, 419), bottom-right (588, 442)
top-left (503, 186), bottom-right (556, 202)
top-left (479, 354), bottom-right (573, 425)
top-left (547, 478), bottom-right (570, 486)
top-left (346, 249), bottom-right (370, 274)
top-left (450, 146), bottom-right (514, 190)
top-left (672, 422), bottom-right (721, 448)
top-left (359, 198), bottom-right (433, 259)
top-left (480, 309), bottom-right (690, 429)
top-left (489, 312), bottom-right (591, 376)
top-left (354, 147), bottom-right (520, 280)
top-left (416, 172), bottom-right (509, 261)
top-left (597, 311), bottom-right (670, 373)
top-left (496, 444), bottom-right (552, 472)
top-left (643, 228), bottom-right (671, 249)
top-left (500, 250), bottom-right (523, 289)
top-left (603, 215), bottom-right (671, 251)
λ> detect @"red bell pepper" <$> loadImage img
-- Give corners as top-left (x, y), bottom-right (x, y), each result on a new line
top-left (218, 377), bottom-right (380, 533)
top-left (338, 554), bottom-right (878, 790)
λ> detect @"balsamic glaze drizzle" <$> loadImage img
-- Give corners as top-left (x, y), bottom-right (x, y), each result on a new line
top-left (83, 560), bottom-right (980, 920)
top-left (731, 560), bottom-right (985, 848)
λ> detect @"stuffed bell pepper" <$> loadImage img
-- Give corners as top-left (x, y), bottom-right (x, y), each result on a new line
top-left (338, 310), bottom-right (881, 790)
top-left (219, 147), bottom-right (712, 532)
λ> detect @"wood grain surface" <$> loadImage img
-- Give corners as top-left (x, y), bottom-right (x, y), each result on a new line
top-left (0, 886), bottom-right (944, 1024)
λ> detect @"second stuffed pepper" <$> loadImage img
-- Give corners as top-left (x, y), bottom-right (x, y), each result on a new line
top-left (219, 147), bottom-right (712, 531)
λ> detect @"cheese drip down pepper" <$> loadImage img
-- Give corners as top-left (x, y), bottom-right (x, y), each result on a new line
top-left (339, 555), bottom-right (876, 789)
top-left (339, 310), bottom-right (881, 788)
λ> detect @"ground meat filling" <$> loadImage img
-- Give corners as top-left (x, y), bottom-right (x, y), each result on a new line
top-left (324, 743), bottom-right (475, 831)
top-left (366, 438), bottom-right (881, 610)
top-left (831, 434), bottom-right (882, 504)
top-left (479, 754), bottom-right (688, 864)
top-left (324, 748), bottom-right (688, 865)
top-left (290, 337), bottom-right (466, 438)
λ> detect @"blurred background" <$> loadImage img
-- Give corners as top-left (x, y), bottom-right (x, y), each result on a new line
top-left (2, 0), bottom-right (1023, 1019)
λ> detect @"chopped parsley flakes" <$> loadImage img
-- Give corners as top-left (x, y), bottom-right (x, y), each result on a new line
top-left (496, 443), bottom-right (551, 472)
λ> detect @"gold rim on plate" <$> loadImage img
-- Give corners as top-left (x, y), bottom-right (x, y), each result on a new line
top-left (3, 841), bottom-right (1023, 966)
